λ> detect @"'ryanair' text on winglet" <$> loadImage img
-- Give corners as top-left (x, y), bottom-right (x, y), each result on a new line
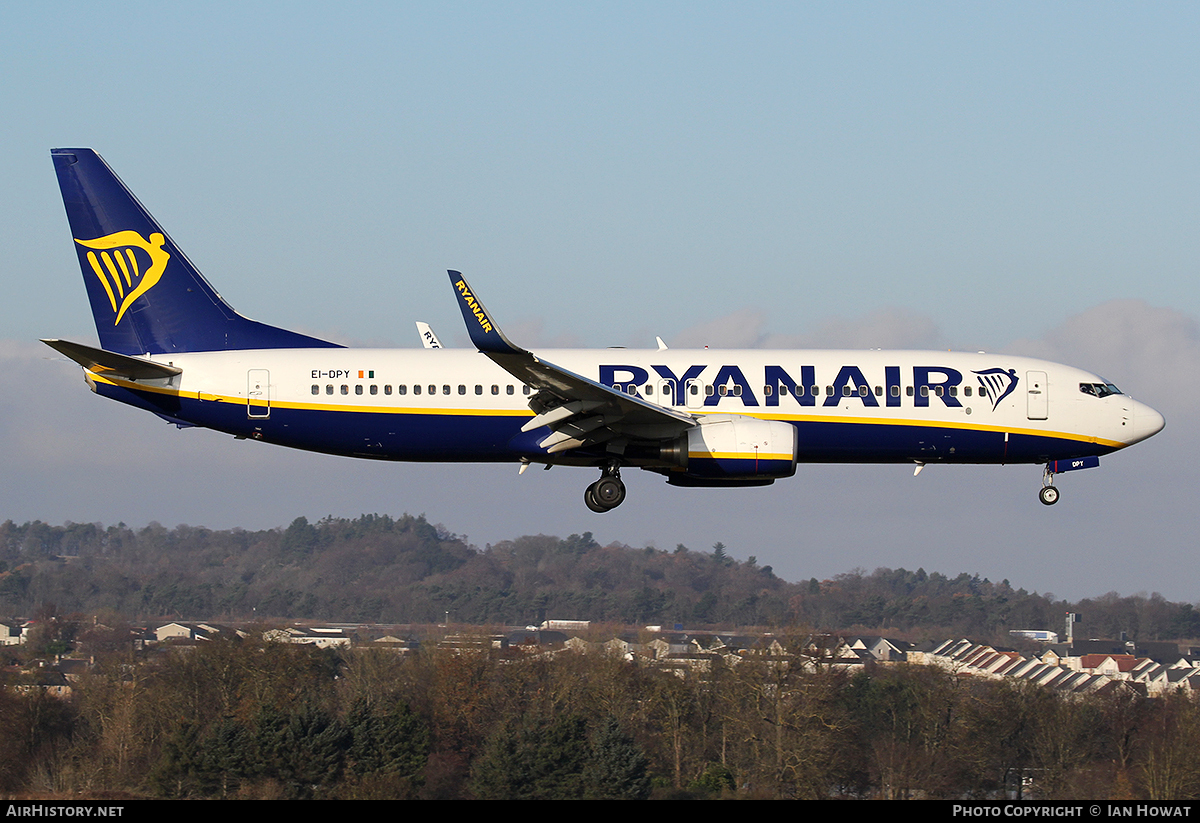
top-left (447, 270), bottom-right (524, 356)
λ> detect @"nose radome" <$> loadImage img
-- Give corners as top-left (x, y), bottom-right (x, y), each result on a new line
top-left (1130, 400), bottom-right (1165, 445)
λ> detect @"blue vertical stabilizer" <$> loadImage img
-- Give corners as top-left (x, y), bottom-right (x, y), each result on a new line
top-left (52, 148), bottom-right (342, 354)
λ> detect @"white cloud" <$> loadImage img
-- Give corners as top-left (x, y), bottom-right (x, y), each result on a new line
top-left (1007, 299), bottom-right (1198, 424)
top-left (670, 306), bottom-right (943, 350)
top-left (764, 307), bottom-right (943, 350)
top-left (670, 308), bottom-right (771, 349)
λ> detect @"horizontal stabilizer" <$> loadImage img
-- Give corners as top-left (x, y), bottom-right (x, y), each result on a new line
top-left (41, 338), bottom-right (181, 380)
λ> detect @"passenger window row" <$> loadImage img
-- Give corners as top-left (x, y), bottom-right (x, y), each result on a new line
top-left (312, 379), bottom-right (982, 403)
top-left (311, 384), bottom-right (532, 397)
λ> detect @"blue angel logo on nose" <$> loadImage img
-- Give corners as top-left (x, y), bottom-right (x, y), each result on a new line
top-left (974, 368), bottom-right (1018, 411)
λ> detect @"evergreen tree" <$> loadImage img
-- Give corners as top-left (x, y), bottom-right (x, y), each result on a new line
top-left (252, 704), bottom-right (350, 799)
top-left (347, 697), bottom-right (430, 779)
top-left (148, 721), bottom-right (205, 798)
top-left (471, 714), bottom-right (590, 799)
top-left (583, 716), bottom-right (650, 800)
top-left (199, 716), bottom-right (254, 798)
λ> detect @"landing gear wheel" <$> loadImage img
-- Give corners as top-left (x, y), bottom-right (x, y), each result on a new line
top-left (583, 466), bottom-right (627, 513)
top-left (1039, 486), bottom-right (1060, 506)
top-left (593, 476), bottom-right (626, 509)
top-left (584, 484), bottom-right (608, 513)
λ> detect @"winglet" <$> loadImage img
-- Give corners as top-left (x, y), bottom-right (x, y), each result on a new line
top-left (447, 270), bottom-right (526, 355)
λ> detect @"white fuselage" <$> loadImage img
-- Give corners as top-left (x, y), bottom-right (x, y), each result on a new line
top-left (92, 346), bottom-right (1162, 467)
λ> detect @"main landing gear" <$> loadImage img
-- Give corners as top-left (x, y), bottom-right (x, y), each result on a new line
top-left (584, 465), bottom-right (626, 513)
top-left (1039, 465), bottom-right (1060, 506)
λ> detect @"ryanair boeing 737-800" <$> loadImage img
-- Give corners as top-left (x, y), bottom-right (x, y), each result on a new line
top-left (44, 149), bottom-right (1164, 512)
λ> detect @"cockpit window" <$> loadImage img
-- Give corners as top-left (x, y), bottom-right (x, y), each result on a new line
top-left (1079, 382), bottom-right (1122, 398)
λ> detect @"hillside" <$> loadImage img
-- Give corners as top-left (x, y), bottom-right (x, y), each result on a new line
top-left (0, 516), bottom-right (1197, 642)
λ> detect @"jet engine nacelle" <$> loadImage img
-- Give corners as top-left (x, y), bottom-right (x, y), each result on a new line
top-left (671, 414), bottom-right (798, 482)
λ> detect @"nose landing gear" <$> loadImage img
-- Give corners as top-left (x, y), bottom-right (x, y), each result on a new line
top-left (1039, 465), bottom-right (1060, 506)
top-left (584, 465), bottom-right (626, 513)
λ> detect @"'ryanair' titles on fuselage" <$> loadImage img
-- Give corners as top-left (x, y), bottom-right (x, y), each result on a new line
top-left (598, 363), bottom-right (1018, 410)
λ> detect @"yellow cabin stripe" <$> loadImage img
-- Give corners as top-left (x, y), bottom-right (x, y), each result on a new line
top-left (88, 372), bottom-right (1124, 448)
top-left (690, 452), bottom-right (794, 461)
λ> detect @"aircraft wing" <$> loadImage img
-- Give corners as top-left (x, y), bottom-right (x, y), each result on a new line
top-left (447, 271), bottom-right (695, 454)
top-left (42, 338), bottom-right (182, 381)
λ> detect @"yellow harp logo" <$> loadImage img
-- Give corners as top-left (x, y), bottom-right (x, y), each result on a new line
top-left (75, 231), bottom-right (171, 325)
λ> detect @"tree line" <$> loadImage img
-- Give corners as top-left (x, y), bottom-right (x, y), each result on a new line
top-left (4, 636), bottom-right (1200, 799)
top-left (1, 516), bottom-right (1198, 641)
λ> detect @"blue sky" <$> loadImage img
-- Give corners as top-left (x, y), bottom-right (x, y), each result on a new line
top-left (3, 4), bottom-right (1198, 605)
